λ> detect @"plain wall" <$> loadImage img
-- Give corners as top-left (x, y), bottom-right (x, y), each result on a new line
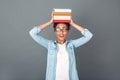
top-left (0, 0), bottom-right (120, 80)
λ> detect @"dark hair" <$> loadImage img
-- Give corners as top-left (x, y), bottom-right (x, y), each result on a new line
top-left (53, 22), bottom-right (70, 31)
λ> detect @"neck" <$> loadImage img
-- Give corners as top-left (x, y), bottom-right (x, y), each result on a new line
top-left (57, 40), bottom-right (66, 44)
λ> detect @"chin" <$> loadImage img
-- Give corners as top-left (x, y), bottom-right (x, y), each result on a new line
top-left (57, 37), bottom-right (66, 42)
top-left (60, 39), bottom-right (66, 41)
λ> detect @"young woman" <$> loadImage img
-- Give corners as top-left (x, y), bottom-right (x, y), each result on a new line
top-left (29, 13), bottom-right (93, 80)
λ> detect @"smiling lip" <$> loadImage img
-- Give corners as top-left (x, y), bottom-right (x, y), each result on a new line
top-left (59, 35), bottom-right (64, 38)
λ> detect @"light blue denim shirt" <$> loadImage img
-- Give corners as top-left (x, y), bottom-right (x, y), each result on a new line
top-left (29, 26), bottom-right (93, 80)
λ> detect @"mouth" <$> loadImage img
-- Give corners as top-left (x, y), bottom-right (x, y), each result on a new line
top-left (59, 35), bottom-right (65, 38)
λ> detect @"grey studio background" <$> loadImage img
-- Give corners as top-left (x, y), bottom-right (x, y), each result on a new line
top-left (0, 0), bottom-right (120, 80)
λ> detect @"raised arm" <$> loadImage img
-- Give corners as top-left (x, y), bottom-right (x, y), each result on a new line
top-left (70, 19), bottom-right (85, 32)
top-left (70, 19), bottom-right (93, 48)
top-left (38, 16), bottom-right (53, 30)
top-left (29, 12), bottom-right (53, 49)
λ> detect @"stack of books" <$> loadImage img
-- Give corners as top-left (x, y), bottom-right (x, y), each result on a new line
top-left (53, 8), bottom-right (72, 23)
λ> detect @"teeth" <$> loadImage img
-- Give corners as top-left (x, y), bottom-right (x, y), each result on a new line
top-left (60, 36), bottom-right (64, 37)
top-left (60, 35), bottom-right (63, 36)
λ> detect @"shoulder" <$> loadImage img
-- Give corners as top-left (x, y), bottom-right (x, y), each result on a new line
top-left (66, 40), bottom-right (74, 48)
top-left (48, 40), bottom-right (57, 49)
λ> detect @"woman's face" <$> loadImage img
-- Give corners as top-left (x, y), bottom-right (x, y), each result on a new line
top-left (54, 23), bottom-right (69, 43)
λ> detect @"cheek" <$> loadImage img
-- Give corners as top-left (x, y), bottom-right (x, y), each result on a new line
top-left (54, 32), bottom-right (59, 36)
top-left (63, 32), bottom-right (68, 37)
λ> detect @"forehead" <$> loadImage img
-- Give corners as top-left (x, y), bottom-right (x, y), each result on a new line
top-left (56, 23), bottom-right (67, 29)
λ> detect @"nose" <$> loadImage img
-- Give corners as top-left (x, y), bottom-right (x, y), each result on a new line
top-left (60, 30), bottom-right (64, 34)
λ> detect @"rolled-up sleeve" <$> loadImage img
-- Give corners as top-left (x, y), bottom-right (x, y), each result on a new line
top-left (71, 29), bottom-right (93, 48)
top-left (29, 26), bottom-right (49, 49)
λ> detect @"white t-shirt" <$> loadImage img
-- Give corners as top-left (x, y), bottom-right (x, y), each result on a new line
top-left (55, 43), bottom-right (69, 80)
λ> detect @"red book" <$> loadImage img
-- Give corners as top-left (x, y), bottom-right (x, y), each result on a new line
top-left (53, 20), bottom-right (71, 23)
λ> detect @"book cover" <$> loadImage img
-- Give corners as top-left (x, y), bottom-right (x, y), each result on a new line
top-left (54, 8), bottom-right (72, 12)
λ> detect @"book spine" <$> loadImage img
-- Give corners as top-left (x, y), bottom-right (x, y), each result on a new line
top-left (54, 9), bottom-right (72, 12)
top-left (53, 20), bottom-right (71, 23)
top-left (53, 16), bottom-right (71, 20)
top-left (53, 12), bottom-right (71, 16)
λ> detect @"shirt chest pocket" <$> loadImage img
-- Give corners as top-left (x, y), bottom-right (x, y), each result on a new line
top-left (48, 46), bottom-right (57, 55)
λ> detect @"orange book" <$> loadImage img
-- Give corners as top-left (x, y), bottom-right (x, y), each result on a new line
top-left (53, 12), bottom-right (71, 16)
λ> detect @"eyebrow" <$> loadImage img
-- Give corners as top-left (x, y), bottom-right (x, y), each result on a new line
top-left (56, 26), bottom-right (67, 28)
top-left (56, 27), bottom-right (68, 30)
